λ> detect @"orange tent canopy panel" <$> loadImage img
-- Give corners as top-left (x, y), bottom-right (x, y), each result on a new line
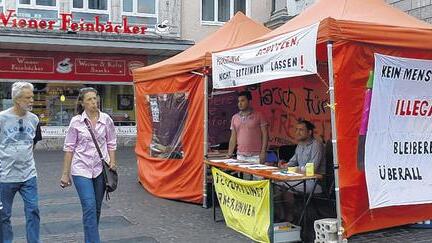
top-left (133, 12), bottom-right (270, 83)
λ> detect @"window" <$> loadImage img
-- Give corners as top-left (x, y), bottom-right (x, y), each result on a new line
top-left (147, 92), bottom-right (188, 159)
top-left (123, 0), bottom-right (157, 14)
top-left (202, 0), bottom-right (247, 24)
top-left (72, 0), bottom-right (110, 12)
top-left (73, 0), bottom-right (107, 10)
top-left (72, 0), bottom-right (110, 22)
top-left (0, 82), bottom-right (136, 127)
top-left (19, 0), bottom-right (56, 7)
top-left (0, 0), bottom-right (3, 13)
top-left (17, 0), bottom-right (58, 20)
top-left (122, 0), bottom-right (158, 25)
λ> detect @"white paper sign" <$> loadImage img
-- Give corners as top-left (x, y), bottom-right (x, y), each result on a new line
top-left (41, 126), bottom-right (137, 137)
top-left (212, 23), bottom-right (319, 89)
top-left (365, 53), bottom-right (432, 209)
top-left (149, 97), bottom-right (160, 122)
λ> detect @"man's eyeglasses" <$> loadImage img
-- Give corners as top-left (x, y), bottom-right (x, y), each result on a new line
top-left (18, 119), bottom-right (24, 133)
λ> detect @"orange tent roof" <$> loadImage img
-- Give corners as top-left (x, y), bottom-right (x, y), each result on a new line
top-left (133, 12), bottom-right (270, 83)
top-left (252, 0), bottom-right (432, 49)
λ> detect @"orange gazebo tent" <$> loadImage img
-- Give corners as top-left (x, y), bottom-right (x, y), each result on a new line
top-left (133, 13), bottom-right (270, 203)
top-left (212, 0), bottom-right (432, 238)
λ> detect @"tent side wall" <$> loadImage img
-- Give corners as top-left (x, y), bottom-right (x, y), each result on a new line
top-left (135, 73), bottom-right (204, 203)
top-left (333, 42), bottom-right (432, 237)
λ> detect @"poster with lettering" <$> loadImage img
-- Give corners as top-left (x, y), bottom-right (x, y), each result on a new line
top-left (206, 67), bottom-right (331, 148)
top-left (249, 76), bottom-right (330, 146)
top-left (208, 91), bottom-right (238, 146)
top-left (212, 167), bottom-right (270, 243)
top-left (365, 53), bottom-right (432, 209)
top-left (211, 23), bottom-right (319, 89)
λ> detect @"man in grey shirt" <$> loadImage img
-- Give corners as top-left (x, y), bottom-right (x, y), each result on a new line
top-left (282, 120), bottom-right (324, 179)
top-left (279, 120), bottom-right (324, 193)
top-left (0, 82), bottom-right (41, 243)
top-left (276, 120), bottom-right (324, 222)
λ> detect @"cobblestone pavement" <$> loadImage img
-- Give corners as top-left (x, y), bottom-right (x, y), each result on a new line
top-left (7, 148), bottom-right (432, 242)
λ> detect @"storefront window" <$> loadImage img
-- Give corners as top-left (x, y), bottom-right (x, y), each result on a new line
top-left (0, 82), bottom-right (135, 127)
top-left (147, 92), bottom-right (188, 159)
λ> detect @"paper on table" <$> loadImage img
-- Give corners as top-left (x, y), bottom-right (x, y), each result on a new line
top-left (210, 159), bottom-right (238, 163)
top-left (249, 166), bottom-right (278, 170)
top-left (273, 171), bottom-right (303, 176)
top-left (227, 162), bottom-right (255, 166)
top-left (237, 164), bottom-right (265, 168)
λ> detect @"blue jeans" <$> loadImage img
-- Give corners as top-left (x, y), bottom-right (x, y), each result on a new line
top-left (73, 173), bottom-right (105, 243)
top-left (0, 176), bottom-right (40, 243)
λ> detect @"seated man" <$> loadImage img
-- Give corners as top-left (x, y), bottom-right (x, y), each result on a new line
top-left (279, 119), bottom-right (324, 192)
top-left (276, 119), bottom-right (324, 222)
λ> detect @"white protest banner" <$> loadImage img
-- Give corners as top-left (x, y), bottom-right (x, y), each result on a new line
top-left (212, 23), bottom-right (318, 89)
top-left (365, 53), bottom-right (432, 209)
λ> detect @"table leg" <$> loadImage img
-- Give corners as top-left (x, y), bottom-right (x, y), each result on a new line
top-left (269, 181), bottom-right (274, 243)
top-left (299, 179), bottom-right (318, 226)
top-left (213, 180), bottom-right (216, 221)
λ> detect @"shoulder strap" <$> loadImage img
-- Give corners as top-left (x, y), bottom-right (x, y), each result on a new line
top-left (84, 119), bottom-right (104, 160)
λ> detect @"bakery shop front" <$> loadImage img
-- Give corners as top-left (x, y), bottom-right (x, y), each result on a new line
top-left (0, 8), bottom-right (193, 149)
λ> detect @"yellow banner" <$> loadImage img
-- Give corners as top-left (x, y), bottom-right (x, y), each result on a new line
top-left (212, 167), bottom-right (270, 243)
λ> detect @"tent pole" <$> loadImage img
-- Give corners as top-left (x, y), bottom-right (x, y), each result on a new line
top-left (327, 41), bottom-right (344, 242)
top-left (203, 74), bottom-right (209, 208)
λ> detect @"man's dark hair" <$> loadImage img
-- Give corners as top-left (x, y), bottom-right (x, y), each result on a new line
top-left (298, 119), bottom-right (315, 132)
top-left (238, 91), bottom-right (252, 101)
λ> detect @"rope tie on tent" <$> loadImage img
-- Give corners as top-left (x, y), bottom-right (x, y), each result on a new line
top-left (326, 103), bottom-right (337, 111)
top-left (317, 73), bottom-right (330, 89)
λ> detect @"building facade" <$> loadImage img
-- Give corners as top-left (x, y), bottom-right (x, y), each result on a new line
top-left (0, 0), bottom-right (193, 149)
top-left (265, 0), bottom-right (314, 29)
top-left (181, 0), bottom-right (272, 42)
top-left (386, 0), bottom-right (432, 24)
top-left (266, 0), bottom-right (432, 29)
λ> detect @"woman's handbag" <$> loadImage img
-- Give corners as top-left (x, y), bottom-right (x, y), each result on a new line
top-left (84, 119), bottom-right (118, 199)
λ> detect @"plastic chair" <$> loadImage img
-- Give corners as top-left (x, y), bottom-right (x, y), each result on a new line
top-left (265, 150), bottom-right (279, 164)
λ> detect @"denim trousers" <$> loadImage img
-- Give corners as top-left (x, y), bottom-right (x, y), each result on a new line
top-left (0, 176), bottom-right (40, 243)
top-left (73, 173), bottom-right (105, 243)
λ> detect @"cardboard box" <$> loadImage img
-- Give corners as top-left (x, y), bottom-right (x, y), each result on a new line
top-left (274, 222), bottom-right (301, 243)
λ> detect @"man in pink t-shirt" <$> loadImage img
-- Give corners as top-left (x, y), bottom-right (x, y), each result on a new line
top-left (227, 91), bottom-right (268, 164)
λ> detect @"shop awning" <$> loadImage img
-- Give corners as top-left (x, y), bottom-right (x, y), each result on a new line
top-left (0, 30), bottom-right (193, 56)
